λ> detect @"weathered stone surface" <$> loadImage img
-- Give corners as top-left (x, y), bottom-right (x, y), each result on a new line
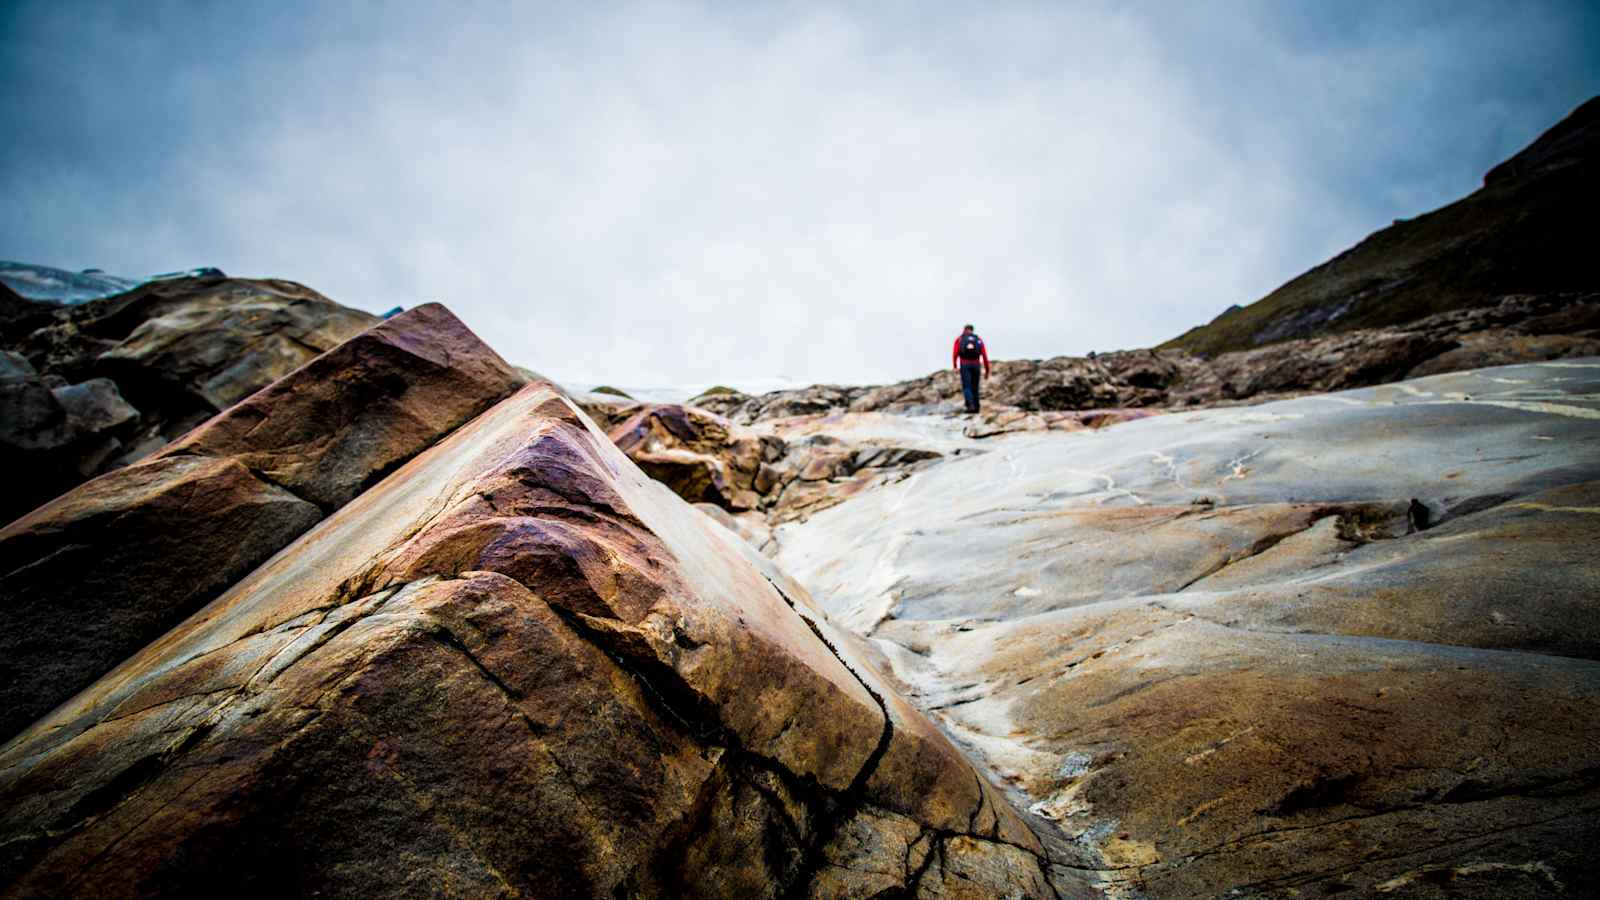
top-left (598, 403), bottom-right (957, 532)
top-left (0, 353), bottom-right (148, 523)
top-left (606, 403), bottom-right (781, 512)
top-left (0, 304), bottom-right (526, 746)
top-left (49, 377), bottom-right (138, 436)
top-left (776, 359), bottom-right (1600, 896)
top-left (0, 383), bottom-right (1058, 898)
top-left (0, 276), bottom-right (381, 519)
top-left (0, 455), bottom-right (321, 743)
top-left (159, 303), bottom-right (527, 510)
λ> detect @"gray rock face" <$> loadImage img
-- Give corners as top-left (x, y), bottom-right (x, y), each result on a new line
top-left (774, 359), bottom-right (1600, 895)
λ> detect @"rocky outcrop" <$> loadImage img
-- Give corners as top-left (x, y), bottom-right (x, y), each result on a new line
top-left (703, 293), bottom-right (1600, 424)
top-left (577, 398), bottom-right (959, 534)
top-left (0, 275), bottom-right (379, 522)
top-left (605, 403), bottom-right (784, 512)
top-left (1162, 95), bottom-right (1599, 357)
top-left (0, 304), bottom-right (525, 744)
top-left (156, 303), bottom-right (526, 510)
top-left (0, 379), bottom-right (1061, 898)
top-left (775, 359), bottom-right (1600, 896)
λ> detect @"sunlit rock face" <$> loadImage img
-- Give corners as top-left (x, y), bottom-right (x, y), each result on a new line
top-left (775, 359), bottom-right (1600, 896)
top-left (0, 276), bottom-right (380, 522)
top-left (0, 379), bottom-right (1060, 896)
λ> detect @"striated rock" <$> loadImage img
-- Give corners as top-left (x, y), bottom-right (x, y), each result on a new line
top-left (0, 383), bottom-right (1059, 898)
top-left (0, 456), bottom-right (321, 742)
top-left (158, 303), bottom-right (526, 510)
top-left (0, 305), bottom-right (525, 745)
top-left (776, 359), bottom-right (1600, 895)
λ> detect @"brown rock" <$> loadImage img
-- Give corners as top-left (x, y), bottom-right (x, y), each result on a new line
top-left (1, 277), bottom-right (381, 515)
top-left (0, 455), bottom-right (320, 742)
top-left (158, 303), bottom-right (526, 509)
top-left (0, 383), bottom-right (1058, 897)
top-left (605, 404), bottom-right (780, 512)
top-left (0, 304), bottom-right (527, 745)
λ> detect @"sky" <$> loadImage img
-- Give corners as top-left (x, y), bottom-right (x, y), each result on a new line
top-left (3, 1), bottom-right (1597, 391)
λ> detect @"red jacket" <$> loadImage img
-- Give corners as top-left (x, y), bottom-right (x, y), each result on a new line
top-left (953, 333), bottom-right (990, 373)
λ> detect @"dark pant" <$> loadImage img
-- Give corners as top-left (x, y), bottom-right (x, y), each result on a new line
top-left (960, 364), bottom-right (982, 412)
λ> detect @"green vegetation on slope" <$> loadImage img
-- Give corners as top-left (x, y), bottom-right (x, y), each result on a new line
top-left (1162, 96), bottom-right (1599, 357)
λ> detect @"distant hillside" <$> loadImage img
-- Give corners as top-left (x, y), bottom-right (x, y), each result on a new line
top-left (1162, 95), bottom-right (1599, 356)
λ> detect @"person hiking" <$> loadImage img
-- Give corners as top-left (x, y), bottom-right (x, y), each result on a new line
top-left (952, 324), bottom-right (991, 413)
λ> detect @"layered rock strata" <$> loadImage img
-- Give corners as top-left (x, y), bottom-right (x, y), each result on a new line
top-left (0, 304), bottom-right (525, 743)
top-left (0, 381), bottom-right (1061, 898)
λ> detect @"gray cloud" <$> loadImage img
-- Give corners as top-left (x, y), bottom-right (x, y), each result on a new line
top-left (3, 1), bottom-right (1597, 389)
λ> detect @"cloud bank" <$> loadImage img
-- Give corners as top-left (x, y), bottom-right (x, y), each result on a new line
top-left (3, 1), bottom-right (1597, 389)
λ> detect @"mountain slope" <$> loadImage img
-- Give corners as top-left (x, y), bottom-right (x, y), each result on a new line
top-left (1161, 95), bottom-right (1599, 356)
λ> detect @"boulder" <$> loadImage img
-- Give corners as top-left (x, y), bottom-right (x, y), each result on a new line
top-left (0, 383), bottom-right (1061, 898)
top-left (606, 404), bottom-right (780, 512)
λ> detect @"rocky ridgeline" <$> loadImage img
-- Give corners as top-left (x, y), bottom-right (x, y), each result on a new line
top-left (0, 276), bottom-right (378, 523)
top-left (0, 306), bottom-right (1063, 897)
top-left (692, 292), bottom-right (1599, 425)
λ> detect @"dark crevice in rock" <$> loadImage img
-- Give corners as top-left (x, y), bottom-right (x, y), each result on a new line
top-left (542, 602), bottom-right (848, 895)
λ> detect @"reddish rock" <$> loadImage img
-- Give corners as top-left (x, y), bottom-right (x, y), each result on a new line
top-left (160, 303), bottom-right (527, 509)
top-left (0, 304), bottom-right (526, 746)
top-left (0, 384), bottom-right (1058, 897)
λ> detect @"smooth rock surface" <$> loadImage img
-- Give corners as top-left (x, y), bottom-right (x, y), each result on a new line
top-left (775, 359), bottom-right (1600, 896)
top-left (0, 456), bottom-right (321, 742)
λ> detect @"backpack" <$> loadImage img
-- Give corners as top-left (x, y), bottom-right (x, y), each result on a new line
top-left (959, 333), bottom-right (983, 361)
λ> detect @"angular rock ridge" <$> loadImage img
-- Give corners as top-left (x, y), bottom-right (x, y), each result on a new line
top-left (0, 381), bottom-right (1059, 897)
top-left (0, 275), bottom-right (380, 522)
top-left (0, 304), bottom-right (525, 744)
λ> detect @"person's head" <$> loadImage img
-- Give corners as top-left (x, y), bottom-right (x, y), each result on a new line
top-left (963, 324), bottom-right (974, 333)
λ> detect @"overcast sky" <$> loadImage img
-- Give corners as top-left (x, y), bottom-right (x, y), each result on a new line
top-left (3, 1), bottom-right (1597, 390)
